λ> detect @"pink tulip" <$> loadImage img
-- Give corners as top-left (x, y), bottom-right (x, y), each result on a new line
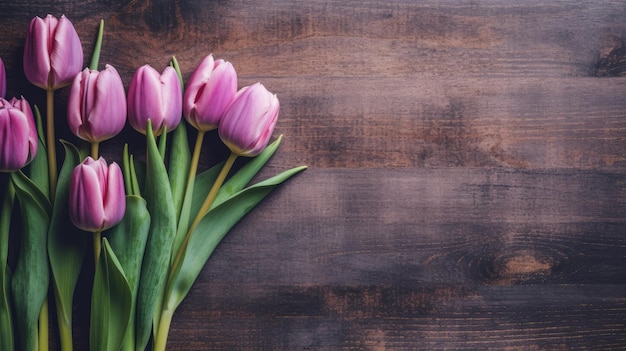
top-left (23, 14), bottom-right (83, 90)
top-left (67, 65), bottom-right (127, 142)
top-left (183, 55), bottom-right (237, 131)
top-left (3, 96), bottom-right (35, 123)
top-left (127, 64), bottom-right (182, 136)
top-left (0, 101), bottom-right (38, 172)
top-left (69, 156), bottom-right (126, 232)
top-left (219, 83), bottom-right (279, 157)
top-left (0, 57), bottom-right (6, 98)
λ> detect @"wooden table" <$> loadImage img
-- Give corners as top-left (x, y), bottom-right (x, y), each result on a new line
top-left (2, 1), bottom-right (626, 350)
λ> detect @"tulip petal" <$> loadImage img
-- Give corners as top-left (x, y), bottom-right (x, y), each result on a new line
top-left (160, 67), bottom-right (182, 132)
top-left (0, 109), bottom-right (30, 171)
top-left (87, 65), bottom-right (127, 141)
top-left (23, 16), bottom-right (53, 89)
top-left (128, 65), bottom-right (161, 133)
top-left (11, 97), bottom-right (38, 160)
top-left (68, 66), bottom-right (126, 142)
top-left (102, 162), bottom-right (126, 230)
top-left (197, 62), bottom-right (236, 130)
top-left (219, 83), bottom-right (279, 157)
top-left (50, 15), bottom-right (83, 89)
top-left (70, 164), bottom-right (105, 232)
top-left (183, 56), bottom-right (237, 131)
top-left (128, 65), bottom-right (181, 135)
top-left (67, 69), bottom-right (90, 138)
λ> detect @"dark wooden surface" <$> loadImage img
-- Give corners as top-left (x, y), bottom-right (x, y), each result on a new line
top-left (2, 1), bottom-right (626, 350)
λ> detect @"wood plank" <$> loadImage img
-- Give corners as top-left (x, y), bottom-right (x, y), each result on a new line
top-left (165, 167), bottom-right (626, 350)
top-left (2, 1), bottom-right (626, 170)
top-left (168, 284), bottom-right (626, 350)
top-left (196, 168), bottom-right (626, 286)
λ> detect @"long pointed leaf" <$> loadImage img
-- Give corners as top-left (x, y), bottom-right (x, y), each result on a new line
top-left (48, 141), bottom-right (87, 349)
top-left (178, 136), bottom-right (283, 251)
top-left (164, 166), bottom-right (306, 312)
top-left (0, 175), bottom-right (14, 351)
top-left (107, 195), bottom-right (151, 351)
top-left (171, 159), bottom-right (223, 262)
top-left (136, 121), bottom-right (177, 350)
top-left (169, 123), bottom-right (191, 220)
top-left (10, 171), bottom-right (51, 351)
top-left (211, 135), bottom-right (284, 209)
top-left (0, 266), bottom-right (13, 351)
top-left (25, 105), bottom-right (49, 199)
top-left (90, 238), bottom-right (132, 351)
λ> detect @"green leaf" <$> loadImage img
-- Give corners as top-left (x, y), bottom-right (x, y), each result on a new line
top-left (170, 56), bottom-right (184, 91)
top-left (48, 141), bottom-right (87, 348)
top-left (211, 135), bottom-right (284, 209)
top-left (122, 145), bottom-right (142, 197)
top-left (0, 175), bottom-right (15, 351)
top-left (25, 105), bottom-right (49, 199)
top-left (10, 171), bottom-right (51, 351)
top-left (171, 159), bottom-right (223, 262)
top-left (136, 121), bottom-right (177, 350)
top-left (90, 238), bottom-right (132, 351)
top-left (107, 195), bottom-right (151, 351)
top-left (158, 126), bottom-right (167, 160)
top-left (169, 123), bottom-right (191, 220)
top-left (176, 136), bottom-right (284, 254)
top-left (0, 266), bottom-right (13, 351)
top-left (164, 166), bottom-right (306, 312)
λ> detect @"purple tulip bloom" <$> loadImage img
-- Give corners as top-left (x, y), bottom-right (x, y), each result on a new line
top-left (69, 156), bottom-right (126, 232)
top-left (0, 99), bottom-right (38, 172)
top-left (219, 83), bottom-right (279, 157)
top-left (3, 96), bottom-right (35, 123)
top-left (127, 64), bottom-right (182, 136)
top-left (184, 54), bottom-right (237, 131)
top-left (23, 14), bottom-right (83, 90)
top-left (67, 65), bottom-right (127, 143)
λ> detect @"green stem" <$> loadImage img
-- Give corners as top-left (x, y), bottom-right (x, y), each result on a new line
top-left (93, 231), bottom-right (102, 267)
top-left (57, 313), bottom-right (73, 351)
top-left (189, 152), bottom-right (237, 235)
top-left (153, 309), bottom-right (173, 351)
top-left (186, 130), bottom-right (205, 202)
top-left (46, 89), bottom-right (57, 200)
top-left (164, 131), bottom-right (204, 288)
top-left (168, 151), bottom-right (236, 286)
top-left (38, 300), bottom-right (48, 351)
top-left (41, 88), bottom-right (56, 351)
top-left (91, 142), bottom-right (99, 160)
top-left (54, 283), bottom-right (73, 351)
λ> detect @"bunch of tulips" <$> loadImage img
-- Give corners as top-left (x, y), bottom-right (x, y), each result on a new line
top-left (0, 14), bottom-right (305, 351)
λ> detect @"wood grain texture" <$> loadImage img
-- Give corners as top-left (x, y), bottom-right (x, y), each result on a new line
top-left (2, 0), bottom-right (626, 350)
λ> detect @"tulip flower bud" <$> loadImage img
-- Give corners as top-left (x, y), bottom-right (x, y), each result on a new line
top-left (23, 14), bottom-right (83, 90)
top-left (69, 156), bottom-right (126, 232)
top-left (0, 101), bottom-right (38, 172)
top-left (0, 57), bottom-right (6, 98)
top-left (67, 65), bottom-right (127, 143)
top-left (219, 83), bottom-right (279, 157)
top-left (183, 54), bottom-right (237, 131)
top-left (127, 64), bottom-right (182, 136)
top-left (3, 96), bottom-right (35, 122)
